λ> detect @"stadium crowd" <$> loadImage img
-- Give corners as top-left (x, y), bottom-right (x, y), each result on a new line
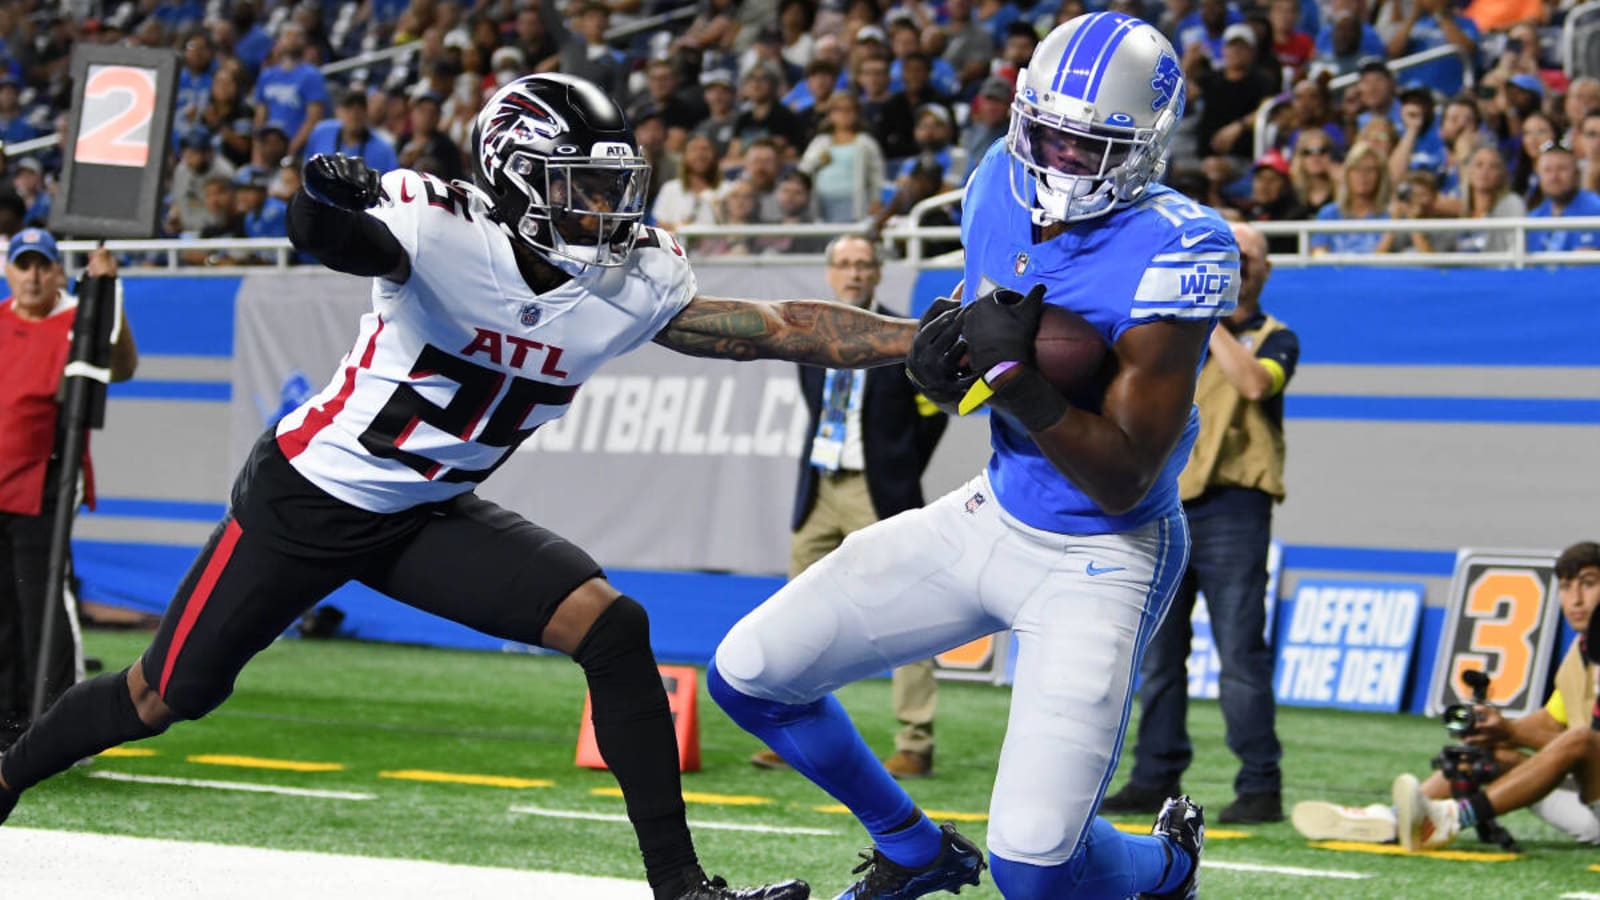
top-left (0, 0), bottom-right (1596, 258)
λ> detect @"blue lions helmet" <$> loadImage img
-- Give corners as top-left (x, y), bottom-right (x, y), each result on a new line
top-left (1006, 13), bottom-right (1185, 224)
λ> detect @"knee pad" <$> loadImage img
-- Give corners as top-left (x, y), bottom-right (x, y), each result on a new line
top-left (573, 594), bottom-right (653, 674)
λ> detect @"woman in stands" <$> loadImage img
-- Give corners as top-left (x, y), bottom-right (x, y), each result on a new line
top-left (1456, 142), bottom-right (1527, 254)
top-left (1310, 139), bottom-right (1389, 256)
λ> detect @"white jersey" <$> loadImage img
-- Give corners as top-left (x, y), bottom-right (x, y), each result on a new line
top-left (275, 169), bottom-right (696, 512)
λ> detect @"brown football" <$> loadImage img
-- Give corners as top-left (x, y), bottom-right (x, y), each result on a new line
top-left (1034, 304), bottom-right (1112, 405)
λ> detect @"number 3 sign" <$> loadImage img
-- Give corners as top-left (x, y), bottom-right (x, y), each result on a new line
top-left (52, 45), bottom-right (178, 238)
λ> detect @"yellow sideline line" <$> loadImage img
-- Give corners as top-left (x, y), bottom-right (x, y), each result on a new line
top-left (1310, 840), bottom-right (1517, 862)
top-left (187, 754), bottom-right (345, 772)
top-left (380, 770), bottom-right (553, 789)
top-left (1110, 822), bottom-right (1250, 840)
top-left (591, 786), bottom-right (770, 806)
top-left (97, 747), bottom-right (158, 758)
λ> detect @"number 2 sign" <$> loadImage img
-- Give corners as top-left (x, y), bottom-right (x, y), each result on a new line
top-left (74, 65), bottom-right (157, 167)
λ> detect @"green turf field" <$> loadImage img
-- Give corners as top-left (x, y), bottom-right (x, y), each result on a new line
top-left (9, 628), bottom-right (1598, 898)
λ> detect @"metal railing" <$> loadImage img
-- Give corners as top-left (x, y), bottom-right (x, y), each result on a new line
top-left (1565, 0), bottom-right (1600, 78)
top-left (50, 212), bottom-right (1600, 275)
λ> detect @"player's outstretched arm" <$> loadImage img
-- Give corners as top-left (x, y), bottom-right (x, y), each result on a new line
top-left (287, 153), bottom-right (410, 283)
top-left (1021, 318), bottom-right (1210, 515)
top-left (653, 296), bottom-right (915, 367)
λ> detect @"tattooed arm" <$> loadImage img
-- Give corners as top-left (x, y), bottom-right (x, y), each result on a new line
top-left (653, 296), bottom-right (916, 367)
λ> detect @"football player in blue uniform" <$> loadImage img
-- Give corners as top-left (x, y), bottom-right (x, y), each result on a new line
top-left (707, 13), bottom-right (1239, 900)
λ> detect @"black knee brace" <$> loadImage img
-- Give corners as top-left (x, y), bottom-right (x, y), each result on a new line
top-left (2, 669), bottom-right (165, 794)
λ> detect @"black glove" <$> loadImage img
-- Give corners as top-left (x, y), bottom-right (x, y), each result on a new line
top-left (303, 153), bottom-right (385, 210)
top-left (962, 283), bottom-right (1046, 375)
top-left (918, 295), bottom-right (960, 329)
top-left (957, 283), bottom-right (1067, 432)
top-left (906, 304), bottom-right (976, 416)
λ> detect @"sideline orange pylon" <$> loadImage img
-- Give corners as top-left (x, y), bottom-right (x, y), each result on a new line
top-left (575, 664), bottom-right (701, 772)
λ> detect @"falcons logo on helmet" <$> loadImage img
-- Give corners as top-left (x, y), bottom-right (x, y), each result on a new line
top-left (477, 87), bottom-right (570, 176)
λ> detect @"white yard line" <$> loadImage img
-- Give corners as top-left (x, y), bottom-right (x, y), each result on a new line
top-left (509, 803), bottom-right (840, 836)
top-left (1204, 859), bottom-right (1373, 880)
top-left (0, 828), bottom-right (649, 900)
top-left (1559, 893), bottom-right (1600, 899)
top-left (89, 770), bottom-right (375, 800)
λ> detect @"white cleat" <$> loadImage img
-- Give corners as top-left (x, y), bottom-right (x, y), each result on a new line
top-left (1392, 774), bottom-right (1460, 851)
top-left (1290, 801), bottom-right (1396, 843)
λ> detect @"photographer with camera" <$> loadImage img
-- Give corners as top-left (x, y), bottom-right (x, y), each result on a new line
top-left (1293, 541), bottom-right (1600, 848)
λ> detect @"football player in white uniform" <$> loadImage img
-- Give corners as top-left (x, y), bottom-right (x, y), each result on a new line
top-left (0, 74), bottom-right (917, 900)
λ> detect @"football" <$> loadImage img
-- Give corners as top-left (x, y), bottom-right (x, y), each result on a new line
top-left (1033, 305), bottom-right (1112, 405)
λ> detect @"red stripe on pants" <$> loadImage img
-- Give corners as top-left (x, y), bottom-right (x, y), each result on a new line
top-left (159, 519), bottom-right (244, 698)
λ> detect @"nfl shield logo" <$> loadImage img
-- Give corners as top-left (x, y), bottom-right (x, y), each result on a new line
top-left (964, 491), bottom-right (986, 514)
top-left (519, 303), bottom-right (541, 327)
top-left (1014, 253), bottom-right (1029, 276)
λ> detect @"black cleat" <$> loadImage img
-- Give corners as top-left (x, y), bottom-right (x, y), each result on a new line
top-left (1217, 790), bottom-right (1282, 825)
top-left (674, 867), bottom-right (810, 900)
top-left (832, 823), bottom-right (985, 899)
top-left (1138, 795), bottom-right (1204, 900)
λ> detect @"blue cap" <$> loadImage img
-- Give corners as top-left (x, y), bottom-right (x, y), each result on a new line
top-left (1508, 73), bottom-right (1544, 97)
top-left (7, 227), bottom-right (58, 264)
top-left (180, 127), bottom-right (212, 151)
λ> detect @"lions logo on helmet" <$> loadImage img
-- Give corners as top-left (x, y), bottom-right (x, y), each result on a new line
top-left (1006, 12), bottom-right (1185, 224)
top-left (472, 73), bottom-right (650, 272)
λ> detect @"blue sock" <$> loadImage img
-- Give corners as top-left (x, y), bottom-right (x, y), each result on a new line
top-left (1457, 798), bottom-right (1477, 829)
top-left (707, 662), bottom-right (942, 867)
top-left (988, 818), bottom-right (1183, 899)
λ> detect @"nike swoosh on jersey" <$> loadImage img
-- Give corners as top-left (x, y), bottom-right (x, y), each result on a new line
top-left (1085, 562), bottom-right (1127, 576)
top-left (1179, 230), bottom-right (1211, 248)
top-left (400, 179), bottom-right (414, 203)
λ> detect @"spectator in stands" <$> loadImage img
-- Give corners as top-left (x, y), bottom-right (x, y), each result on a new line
top-left (1356, 115), bottom-right (1399, 163)
top-left (192, 63), bottom-right (254, 168)
top-left (250, 120), bottom-right (292, 174)
top-left (1377, 169), bottom-right (1455, 252)
top-left (510, 5), bottom-right (559, 70)
top-left (0, 76), bottom-right (36, 147)
top-left (777, 0), bottom-right (818, 72)
top-left (305, 91), bottom-right (400, 174)
top-left (692, 69), bottom-right (740, 162)
top-left (634, 58), bottom-right (706, 151)
top-left (878, 53), bottom-right (948, 163)
top-left (1513, 110), bottom-right (1557, 199)
top-left (1309, 10), bottom-right (1370, 78)
top-left (1564, 78), bottom-right (1600, 143)
top-left (673, 0), bottom-right (741, 61)
top-left (1483, 28), bottom-right (1545, 99)
top-left (940, 0), bottom-right (996, 93)
top-left (889, 18), bottom-right (959, 98)
top-left (785, 59), bottom-right (841, 134)
top-left (1455, 142), bottom-right (1527, 253)
top-left (1239, 150), bottom-right (1310, 248)
top-left (731, 66), bottom-right (808, 161)
top-left (855, 55), bottom-right (903, 157)
top-left (744, 26), bottom-right (801, 90)
top-left (633, 108), bottom-right (678, 215)
top-left (1382, 0), bottom-right (1479, 59)
top-left (1527, 145), bottom-right (1600, 252)
top-left (1316, 0), bottom-right (1387, 61)
top-left (991, 21), bottom-right (1039, 89)
top-left (1282, 77), bottom-right (1344, 154)
top-left (652, 134), bottom-right (723, 233)
top-left (962, 76), bottom-right (1012, 179)
top-left (9, 158), bottom-right (46, 228)
top-left (872, 154), bottom-right (961, 258)
top-left (727, 137), bottom-right (785, 223)
top-left (758, 170), bottom-right (828, 254)
top-left (898, 104), bottom-right (966, 193)
top-left (1177, 0), bottom-right (1244, 66)
top-left (179, 177), bottom-right (243, 266)
top-left (253, 23), bottom-right (330, 160)
top-left (1286, 128), bottom-right (1337, 211)
top-left (397, 93), bottom-right (462, 182)
top-left (800, 90), bottom-right (885, 223)
top-left (1577, 111), bottom-right (1600, 194)
top-left (700, 181), bottom-right (763, 257)
top-left (1434, 93), bottom-right (1483, 196)
top-left (1356, 60), bottom-right (1399, 127)
top-left (166, 129), bottom-right (235, 237)
top-left (1268, 0), bottom-right (1315, 82)
top-left (1310, 140), bottom-right (1390, 255)
top-left (556, 3), bottom-right (627, 99)
top-left (175, 31), bottom-right (217, 127)
top-left (1388, 86), bottom-right (1447, 183)
top-left (1196, 25), bottom-right (1275, 165)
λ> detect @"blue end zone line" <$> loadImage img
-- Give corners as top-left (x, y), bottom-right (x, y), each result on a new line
top-left (85, 498), bottom-right (228, 522)
top-left (108, 380), bottom-right (232, 401)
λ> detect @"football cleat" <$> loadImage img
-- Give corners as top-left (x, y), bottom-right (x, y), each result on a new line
top-left (673, 867), bottom-right (810, 900)
top-left (1393, 773), bottom-right (1460, 851)
top-left (1291, 801), bottom-right (1396, 843)
top-left (1138, 795), bottom-right (1203, 900)
top-left (833, 823), bottom-right (985, 899)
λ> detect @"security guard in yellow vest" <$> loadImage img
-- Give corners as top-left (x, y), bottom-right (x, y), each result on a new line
top-left (1106, 222), bottom-right (1300, 825)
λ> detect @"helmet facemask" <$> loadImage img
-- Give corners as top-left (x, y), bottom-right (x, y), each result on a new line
top-left (1006, 92), bottom-right (1173, 224)
top-left (501, 148), bottom-right (650, 270)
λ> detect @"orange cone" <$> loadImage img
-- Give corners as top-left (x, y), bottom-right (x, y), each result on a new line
top-left (576, 665), bottom-right (700, 772)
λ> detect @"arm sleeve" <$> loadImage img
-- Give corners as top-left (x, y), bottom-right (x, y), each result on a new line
top-left (1255, 328), bottom-right (1300, 396)
top-left (287, 191), bottom-right (407, 278)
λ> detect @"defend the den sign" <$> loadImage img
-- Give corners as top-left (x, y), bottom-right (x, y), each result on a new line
top-left (1274, 579), bottom-right (1424, 712)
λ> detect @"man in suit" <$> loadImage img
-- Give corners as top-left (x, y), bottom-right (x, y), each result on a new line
top-left (749, 234), bottom-right (949, 778)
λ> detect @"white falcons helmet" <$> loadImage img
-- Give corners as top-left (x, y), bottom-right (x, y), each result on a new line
top-left (472, 73), bottom-right (650, 272)
top-left (1006, 12), bottom-right (1185, 224)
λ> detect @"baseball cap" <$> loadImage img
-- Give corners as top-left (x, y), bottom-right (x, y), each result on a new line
top-left (1252, 148), bottom-right (1290, 178)
top-left (1223, 23), bottom-right (1256, 47)
top-left (916, 103), bottom-right (952, 126)
top-left (7, 227), bottom-right (58, 264)
top-left (14, 156), bottom-right (42, 173)
top-left (1507, 73), bottom-right (1545, 96)
top-left (179, 127), bottom-right (213, 151)
top-left (699, 68), bottom-right (735, 89)
top-left (855, 25), bottom-right (887, 43)
top-left (255, 119), bottom-right (289, 139)
top-left (1358, 57), bottom-right (1392, 78)
top-left (979, 75), bottom-right (1014, 101)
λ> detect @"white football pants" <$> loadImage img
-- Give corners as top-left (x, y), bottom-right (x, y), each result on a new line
top-left (714, 472), bottom-right (1190, 865)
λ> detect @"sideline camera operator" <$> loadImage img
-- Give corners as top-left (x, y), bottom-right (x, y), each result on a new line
top-left (1292, 541), bottom-right (1600, 848)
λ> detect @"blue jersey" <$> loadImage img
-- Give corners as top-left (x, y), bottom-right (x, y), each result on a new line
top-left (960, 141), bottom-right (1238, 535)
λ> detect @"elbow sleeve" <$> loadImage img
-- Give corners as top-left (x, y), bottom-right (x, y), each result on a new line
top-left (287, 192), bottom-right (405, 278)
